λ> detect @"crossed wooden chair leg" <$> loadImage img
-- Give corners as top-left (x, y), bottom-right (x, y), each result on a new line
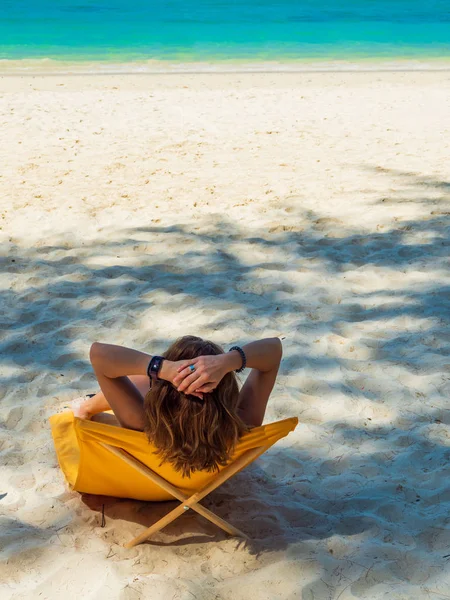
top-left (100, 442), bottom-right (269, 548)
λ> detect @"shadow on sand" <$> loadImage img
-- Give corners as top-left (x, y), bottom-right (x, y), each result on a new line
top-left (1, 167), bottom-right (449, 595)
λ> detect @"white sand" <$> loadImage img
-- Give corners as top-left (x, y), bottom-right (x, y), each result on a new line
top-left (1, 69), bottom-right (450, 599)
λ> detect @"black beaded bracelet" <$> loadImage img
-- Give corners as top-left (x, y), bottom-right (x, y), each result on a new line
top-left (229, 346), bottom-right (246, 373)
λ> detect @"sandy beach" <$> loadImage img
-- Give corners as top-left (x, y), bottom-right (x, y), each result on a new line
top-left (1, 68), bottom-right (450, 599)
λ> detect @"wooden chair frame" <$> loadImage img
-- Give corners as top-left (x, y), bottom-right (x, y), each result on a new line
top-left (100, 442), bottom-right (270, 548)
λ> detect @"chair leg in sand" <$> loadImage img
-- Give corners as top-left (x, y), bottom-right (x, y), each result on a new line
top-left (100, 442), bottom-right (269, 548)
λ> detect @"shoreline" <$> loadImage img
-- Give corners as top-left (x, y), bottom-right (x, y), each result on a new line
top-left (1, 56), bottom-right (450, 75)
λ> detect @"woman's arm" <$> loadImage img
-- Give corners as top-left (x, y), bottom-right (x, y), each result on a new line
top-left (224, 338), bottom-right (282, 375)
top-left (88, 343), bottom-right (181, 430)
top-left (90, 343), bottom-right (178, 381)
top-left (233, 338), bottom-right (282, 427)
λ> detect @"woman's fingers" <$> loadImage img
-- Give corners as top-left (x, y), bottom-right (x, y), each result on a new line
top-left (184, 374), bottom-right (209, 396)
top-left (174, 362), bottom-right (208, 387)
top-left (176, 370), bottom-right (203, 392)
top-left (171, 357), bottom-right (217, 396)
top-left (176, 357), bottom-right (199, 373)
top-left (173, 366), bottom-right (195, 386)
top-left (195, 383), bottom-right (215, 393)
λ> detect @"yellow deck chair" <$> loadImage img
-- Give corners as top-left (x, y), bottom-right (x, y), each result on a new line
top-left (49, 411), bottom-right (298, 548)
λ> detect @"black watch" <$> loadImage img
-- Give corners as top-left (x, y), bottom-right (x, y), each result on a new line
top-left (147, 356), bottom-right (164, 387)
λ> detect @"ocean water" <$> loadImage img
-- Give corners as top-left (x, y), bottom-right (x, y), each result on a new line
top-left (1, 0), bottom-right (450, 62)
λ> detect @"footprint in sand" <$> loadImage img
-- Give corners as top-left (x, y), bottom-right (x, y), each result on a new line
top-left (5, 407), bottom-right (24, 429)
top-left (9, 471), bottom-right (36, 490)
top-left (1, 447), bottom-right (25, 467)
top-left (51, 353), bottom-right (81, 368)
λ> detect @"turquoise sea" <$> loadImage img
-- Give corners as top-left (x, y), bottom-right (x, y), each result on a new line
top-left (1, 0), bottom-right (450, 62)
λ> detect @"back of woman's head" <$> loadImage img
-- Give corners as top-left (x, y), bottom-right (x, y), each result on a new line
top-left (144, 335), bottom-right (247, 477)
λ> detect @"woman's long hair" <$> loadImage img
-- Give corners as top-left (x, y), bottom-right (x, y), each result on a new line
top-left (144, 335), bottom-right (248, 477)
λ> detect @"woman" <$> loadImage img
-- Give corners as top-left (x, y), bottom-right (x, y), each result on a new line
top-left (73, 336), bottom-right (282, 477)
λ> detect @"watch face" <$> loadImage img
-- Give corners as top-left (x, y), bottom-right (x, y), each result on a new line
top-left (149, 356), bottom-right (163, 378)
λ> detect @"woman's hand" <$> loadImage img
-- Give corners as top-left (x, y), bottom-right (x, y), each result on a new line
top-left (172, 354), bottom-right (232, 397)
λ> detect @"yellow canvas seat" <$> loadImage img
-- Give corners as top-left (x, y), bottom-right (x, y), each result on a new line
top-left (49, 411), bottom-right (298, 547)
